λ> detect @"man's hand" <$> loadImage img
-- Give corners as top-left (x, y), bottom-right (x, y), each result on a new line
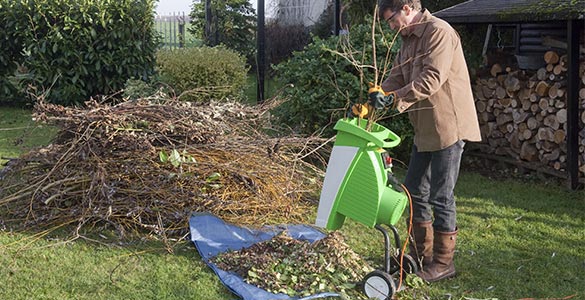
top-left (350, 103), bottom-right (371, 118)
top-left (368, 83), bottom-right (396, 109)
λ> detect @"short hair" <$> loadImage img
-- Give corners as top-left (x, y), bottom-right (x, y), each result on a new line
top-left (378, 0), bottom-right (422, 18)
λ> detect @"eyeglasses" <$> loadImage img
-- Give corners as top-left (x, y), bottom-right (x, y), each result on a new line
top-left (384, 10), bottom-right (400, 24)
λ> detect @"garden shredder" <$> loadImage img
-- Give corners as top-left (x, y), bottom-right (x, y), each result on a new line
top-left (315, 117), bottom-right (418, 300)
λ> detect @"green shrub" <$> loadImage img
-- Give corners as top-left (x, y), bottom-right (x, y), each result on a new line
top-left (273, 19), bottom-right (414, 160)
top-left (156, 46), bottom-right (248, 103)
top-left (0, 0), bottom-right (159, 105)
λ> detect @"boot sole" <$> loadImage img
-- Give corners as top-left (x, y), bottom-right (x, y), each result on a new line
top-left (426, 271), bottom-right (457, 283)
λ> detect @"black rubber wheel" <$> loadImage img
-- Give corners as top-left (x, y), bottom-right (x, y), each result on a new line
top-left (390, 253), bottom-right (419, 277)
top-left (362, 270), bottom-right (396, 300)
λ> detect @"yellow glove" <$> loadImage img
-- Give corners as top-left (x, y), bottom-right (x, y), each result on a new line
top-left (351, 103), bottom-right (371, 118)
top-left (368, 82), bottom-right (396, 109)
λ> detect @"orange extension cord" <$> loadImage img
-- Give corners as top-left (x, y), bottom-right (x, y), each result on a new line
top-left (396, 183), bottom-right (414, 292)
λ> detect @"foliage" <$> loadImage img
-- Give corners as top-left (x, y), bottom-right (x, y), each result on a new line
top-left (309, 4), bottom-right (335, 40)
top-left (273, 19), bottom-right (413, 159)
top-left (455, 24), bottom-right (490, 75)
top-left (189, 0), bottom-right (257, 66)
top-left (122, 78), bottom-right (161, 101)
top-left (265, 22), bottom-right (311, 68)
top-left (155, 46), bottom-right (248, 103)
top-left (343, 0), bottom-right (377, 26)
top-left (0, 2), bottom-right (27, 103)
top-left (0, 0), bottom-right (159, 106)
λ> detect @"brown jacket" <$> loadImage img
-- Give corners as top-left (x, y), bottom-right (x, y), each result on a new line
top-left (382, 10), bottom-right (481, 152)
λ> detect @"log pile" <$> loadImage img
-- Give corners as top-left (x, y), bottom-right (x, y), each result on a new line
top-left (473, 50), bottom-right (585, 177)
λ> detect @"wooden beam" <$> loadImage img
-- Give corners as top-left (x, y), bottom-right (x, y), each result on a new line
top-left (566, 19), bottom-right (584, 190)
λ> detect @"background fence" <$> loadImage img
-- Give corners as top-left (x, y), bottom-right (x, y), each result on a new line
top-left (155, 12), bottom-right (198, 48)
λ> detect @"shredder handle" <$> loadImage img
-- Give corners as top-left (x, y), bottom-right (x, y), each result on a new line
top-left (333, 118), bottom-right (402, 148)
top-left (378, 128), bottom-right (401, 149)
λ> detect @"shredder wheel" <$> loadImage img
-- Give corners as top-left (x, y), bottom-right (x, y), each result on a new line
top-left (363, 270), bottom-right (396, 300)
top-left (390, 253), bottom-right (419, 276)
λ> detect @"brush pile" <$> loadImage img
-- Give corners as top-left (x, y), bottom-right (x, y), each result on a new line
top-left (211, 231), bottom-right (373, 298)
top-left (0, 97), bottom-right (327, 238)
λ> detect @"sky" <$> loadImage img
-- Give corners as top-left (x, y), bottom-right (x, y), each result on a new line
top-left (155, 0), bottom-right (259, 15)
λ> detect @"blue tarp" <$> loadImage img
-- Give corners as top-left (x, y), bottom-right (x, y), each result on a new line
top-left (189, 212), bottom-right (341, 300)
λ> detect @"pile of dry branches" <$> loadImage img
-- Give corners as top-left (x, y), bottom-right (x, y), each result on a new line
top-left (0, 97), bottom-right (327, 239)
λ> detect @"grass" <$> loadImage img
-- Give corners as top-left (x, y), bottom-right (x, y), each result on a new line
top-left (0, 107), bottom-right (58, 166)
top-left (1, 107), bottom-right (584, 300)
top-left (243, 73), bottom-right (282, 105)
top-left (342, 170), bottom-right (585, 299)
top-left (0, 232), bottom-right (232, 300)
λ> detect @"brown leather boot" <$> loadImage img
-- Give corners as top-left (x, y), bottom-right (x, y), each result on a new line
top-left (407, 220), bottom-right (433, 269)
top-left (417, 228), bottom-right (458, 283)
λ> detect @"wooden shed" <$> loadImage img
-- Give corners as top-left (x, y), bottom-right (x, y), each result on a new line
top-left (434, 0), bottom-right (585, 189)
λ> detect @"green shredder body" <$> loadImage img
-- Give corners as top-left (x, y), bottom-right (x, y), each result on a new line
top-left (315, 118), bottom-right (408, 230)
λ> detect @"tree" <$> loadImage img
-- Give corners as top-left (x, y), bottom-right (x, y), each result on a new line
top-left (189, 0), bottom-right (257, 65)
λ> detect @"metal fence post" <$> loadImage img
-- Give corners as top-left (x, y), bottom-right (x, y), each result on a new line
top-left (257, 0), bottom-right (265, 103)
top-left (179, 12), bottom-right (185, 48)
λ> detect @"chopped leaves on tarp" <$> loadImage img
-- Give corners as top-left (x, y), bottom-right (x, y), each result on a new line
top-left (189, 213), bottom-right (373, 300)
top-left (210, 231), bottom-right (373, 298)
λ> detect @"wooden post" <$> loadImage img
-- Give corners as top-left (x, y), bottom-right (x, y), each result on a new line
top-left (566, 19), bottom-right (583, 190)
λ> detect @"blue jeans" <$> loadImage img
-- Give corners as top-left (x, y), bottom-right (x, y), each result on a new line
top-left (404, 140), bottom-right (465, 232)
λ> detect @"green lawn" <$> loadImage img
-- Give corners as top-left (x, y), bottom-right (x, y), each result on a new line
top-left (0, 233), bottom-right (232, 300)
top-left (1, 107), bottom-right (584, 300)
top-left (0, 107), bottom-right (57, 166)
top-left (244, 74), bottom-right (282, 105)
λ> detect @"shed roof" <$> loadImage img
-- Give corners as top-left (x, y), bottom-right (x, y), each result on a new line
top-left (433, 0), bottom-right (585, 24)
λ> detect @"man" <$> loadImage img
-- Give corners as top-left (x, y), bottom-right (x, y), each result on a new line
top-left (370, 0), bottom-right (482, 283)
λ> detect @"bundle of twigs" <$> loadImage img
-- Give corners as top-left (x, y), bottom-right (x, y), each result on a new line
top-left (0, 97), bottom-right (327, 240)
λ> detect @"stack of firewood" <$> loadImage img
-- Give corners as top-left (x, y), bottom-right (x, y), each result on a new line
top-left (473, 50), bottom-right (585, 177)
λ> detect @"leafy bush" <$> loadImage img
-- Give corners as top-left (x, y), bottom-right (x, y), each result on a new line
top-left (0, 0), bottom-right (159, 105)
top-left (273, 20), bottom-right (414, 160)
top-left (156, 46), bottom-right (248, 103)
top-left (0, 1), bottom-right (27, 103)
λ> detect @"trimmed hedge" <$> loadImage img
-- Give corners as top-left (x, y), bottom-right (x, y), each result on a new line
top-left (0, 0), bottom-right (159, 105)
top-left (156, 46), bottom-right (248, 103)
